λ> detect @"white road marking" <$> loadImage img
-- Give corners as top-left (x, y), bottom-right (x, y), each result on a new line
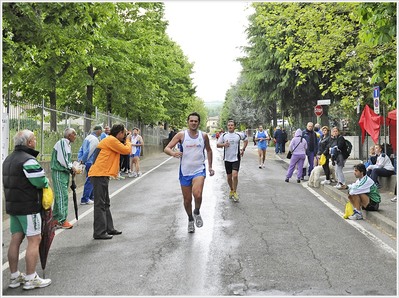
top-left (303, 183), bottom-right (397, 259)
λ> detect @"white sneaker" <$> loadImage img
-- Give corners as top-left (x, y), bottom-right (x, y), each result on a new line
top-left (9, 272), bottom-right (26, 288)
top-left (321, 180), bottom-right (331, 185)
top-left (23, 274), bottom-right (51, 290)
top-left (188, 220), bottom-right (195, 233)
top-left (293, 170), bottom-right (298, 174)
top-left (128, 172), bottom-right (137, 178)
top-left (136, 172), bottom-right (142, 177)
top-left (193, 213), bottom-right (203, 228)
top-left (262, 163), bottom-right (265, 168)
top-left (259, 165), bottom-right (262, 169)
top-left (391, 197), bottom-right (397, 202)
top-left (348, 210), bottom-right (363, 220)
top-left (334, 183), bottom-right (343, 188)
top-left (80, 199), bottom-right (94, 205)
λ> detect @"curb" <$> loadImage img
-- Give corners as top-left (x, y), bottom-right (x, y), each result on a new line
top-left (275, 152), bottom-right (397, 237)
top-left (321, 183), bottom-right (397, 237)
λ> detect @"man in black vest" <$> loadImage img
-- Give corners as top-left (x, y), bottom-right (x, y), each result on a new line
top-left (3, 130), bottom-right (52, 290)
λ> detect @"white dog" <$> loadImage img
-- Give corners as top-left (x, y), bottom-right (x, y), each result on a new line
top-left (308, 165), bottom-right (336, 187)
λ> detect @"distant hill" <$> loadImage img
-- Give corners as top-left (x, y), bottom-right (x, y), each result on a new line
top-left (204, 100), bottom-right (223, 108)
top-left (204, 101), bottom-right (223, 117)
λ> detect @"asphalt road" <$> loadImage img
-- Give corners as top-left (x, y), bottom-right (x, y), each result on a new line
top-left (2, 139), bottom-right (397, 296)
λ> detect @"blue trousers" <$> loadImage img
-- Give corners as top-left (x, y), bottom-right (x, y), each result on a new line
top-left (302, 151), bottom-right (315, 177)
top-left (81, 162), bottom-right (93, 203)
top-left (275, 142), bottom-right (283, 154)
top-left (370, 168), bottom-right (395, 184)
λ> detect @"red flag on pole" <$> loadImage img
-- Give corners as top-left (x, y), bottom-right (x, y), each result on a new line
top-left (358, 105), bottom-right (384, 145)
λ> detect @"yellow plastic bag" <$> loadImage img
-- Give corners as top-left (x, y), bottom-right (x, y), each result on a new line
top-left (319, 154), bottom-right (326, 166)
top-left (42, 187), bottom-right (54, 210)
top-left (343, 201), bottom-right (354, 219)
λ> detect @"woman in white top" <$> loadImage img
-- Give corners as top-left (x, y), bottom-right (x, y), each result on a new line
top-left (366, 144), bottom-right (395, 187)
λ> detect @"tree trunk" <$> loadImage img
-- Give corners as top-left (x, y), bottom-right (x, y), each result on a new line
top-left (106, 86), bottom-right (113, 117)
top-left (85, 64), bottom-right (95, 133)
top-left (49, 88), bottom-right (57, 132)
top-left (272, 102), bottom-right (277, 128)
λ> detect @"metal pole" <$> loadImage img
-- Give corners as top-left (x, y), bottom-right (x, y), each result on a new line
top-left (383, 105), bottom-right (387, 153)
top-left (65, 106), bottom-right (68, 129)
top-left (41, 98), bottom-right (44, 161)
top-left (7, 89), bottom-right (11, 114)
top-left (357, 99), bottom-right (362, 160)
top-left (84, 111), bottom-right (87, 137)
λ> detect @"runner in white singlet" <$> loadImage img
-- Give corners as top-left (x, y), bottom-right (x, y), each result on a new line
top-left (164, 112), bottom-right (214, 233)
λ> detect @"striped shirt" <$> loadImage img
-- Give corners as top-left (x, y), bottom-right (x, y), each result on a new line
top-left (23, 159), bottom-right (49, 189)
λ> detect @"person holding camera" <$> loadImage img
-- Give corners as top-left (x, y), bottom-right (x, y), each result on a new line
top-left (88, 124), bottom-right (132, 240)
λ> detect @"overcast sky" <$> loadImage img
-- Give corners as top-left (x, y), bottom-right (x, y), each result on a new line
top-left (163, 1), bottom-right (254, 103)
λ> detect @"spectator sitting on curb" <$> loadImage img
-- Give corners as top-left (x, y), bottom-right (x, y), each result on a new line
top-left (364, 145), bottom-right (377, 169)
top-left (366, 144), bottom-right (395, 188)
top-left (342, 163), bottom-right (381, 220)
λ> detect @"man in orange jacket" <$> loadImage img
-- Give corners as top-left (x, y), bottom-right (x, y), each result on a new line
top-left (89, 124), bottom-right (132, 240)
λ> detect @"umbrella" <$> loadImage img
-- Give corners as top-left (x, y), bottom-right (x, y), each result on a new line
top-left (39, 207), bottom-right (55, 278)
top-left (70, 174), bottom-right (78, 220)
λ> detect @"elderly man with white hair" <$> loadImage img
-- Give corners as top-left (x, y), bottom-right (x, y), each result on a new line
top-left (50, 127), bottom-right (77, 229)
top-left (3, 130), bottom-right (52, 289)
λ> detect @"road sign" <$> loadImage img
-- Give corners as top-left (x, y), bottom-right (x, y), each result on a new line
top-left (314, 105), bottom-right (323, 116)
top-left (374, 97), bottom-right (380, 115)
top-left (373, 86), bottom-right (380, 98)
top-left (317, 99), bottom-right (331, 105)
top-left (373, 86), bottom-right (380, 114)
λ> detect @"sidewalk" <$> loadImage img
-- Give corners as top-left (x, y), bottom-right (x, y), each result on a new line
top-left (272, 146), bottom-right (397, 237)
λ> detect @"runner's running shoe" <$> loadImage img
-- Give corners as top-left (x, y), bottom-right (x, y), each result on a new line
top-left (229, 190), bottom-right (234, 199)
top-left (188, 220), bottom-right (195, 233)
top-left (233, 192), bottom-right (239, 202)
top-left (193, 213), bottom-right (203, 228)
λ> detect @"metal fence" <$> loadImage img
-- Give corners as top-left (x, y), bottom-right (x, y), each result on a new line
top-left (2, 96), bottom-right (168, 161)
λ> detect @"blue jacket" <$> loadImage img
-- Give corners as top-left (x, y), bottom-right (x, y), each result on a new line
top-left (78, 133), bottom-right (100, 164)
top-left (302, 129), bottom-right (318, 154)
top-left (273, 129), bottom-right (284, 143)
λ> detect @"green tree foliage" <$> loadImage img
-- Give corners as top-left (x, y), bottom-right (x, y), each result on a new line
top-left (233, 2), bottom-right (396, 131)
top-left (220, 75), bottom-right (267, 130)
top-left (187, 97), bottom-right (208, 132)
top-left (357, 2), bottom-right (396, 108)
top-left (2, 2), bottom-right (199, 130)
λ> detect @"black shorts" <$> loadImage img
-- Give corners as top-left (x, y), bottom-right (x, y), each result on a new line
top-left (363, 199), bottom-right (379, 211)
top-left (224, 160), bottom-right (240, 175)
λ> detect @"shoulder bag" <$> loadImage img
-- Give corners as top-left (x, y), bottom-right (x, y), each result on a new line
top-left (287, 136), bottom-right (303, 159)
